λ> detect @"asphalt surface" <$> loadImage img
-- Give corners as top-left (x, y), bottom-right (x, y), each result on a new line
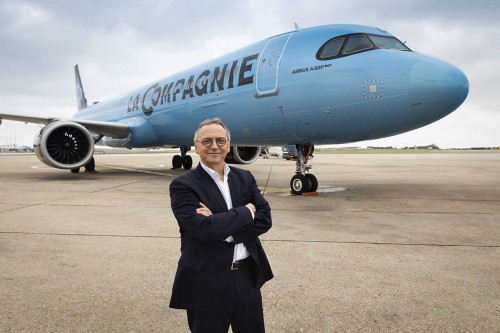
top-left (0, 151), bottom-right (499, 332)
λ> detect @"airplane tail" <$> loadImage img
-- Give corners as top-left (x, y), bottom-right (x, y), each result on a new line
top-left (74, 65), bottom-right (88, 111)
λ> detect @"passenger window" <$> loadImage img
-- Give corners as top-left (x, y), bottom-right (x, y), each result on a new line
top-left (343, 36), bottom-right (372, 54)
top-left (319, 38), bottom-right (344, 59)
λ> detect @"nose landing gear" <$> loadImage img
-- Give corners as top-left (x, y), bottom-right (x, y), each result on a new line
top-left (289, 144), bottom-right (318, 195)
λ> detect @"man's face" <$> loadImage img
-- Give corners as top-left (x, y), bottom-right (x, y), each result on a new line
top-left (194, 123), bottom-right (230, 169)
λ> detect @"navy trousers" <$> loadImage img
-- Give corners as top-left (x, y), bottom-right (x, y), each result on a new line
top-left (186, 258), bottom-right (265, 333)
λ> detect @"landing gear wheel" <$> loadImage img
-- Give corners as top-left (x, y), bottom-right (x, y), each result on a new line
top-left (70, 168), bottom-right (80, 174)
top-left (172, 155), bottom-right (183, 169)
top-left (305, 174), bottom-right (318, 192)
top-left (290, 174), bottom-right (312, 195)
top-left (182, 155), bottom-right (193, 169)
top-left (84, 157), bottom-right (95, 172)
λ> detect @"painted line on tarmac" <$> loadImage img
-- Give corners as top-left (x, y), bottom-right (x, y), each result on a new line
top-left (97, 163), bottom-right (177, 177)
top-left (1, 231), bottom-right (497, 248)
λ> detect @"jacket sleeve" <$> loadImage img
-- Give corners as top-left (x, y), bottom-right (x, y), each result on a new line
top-left (170, 177), bottom-right (254, 242)
top-left (232, 174), bottom-right (272, 244)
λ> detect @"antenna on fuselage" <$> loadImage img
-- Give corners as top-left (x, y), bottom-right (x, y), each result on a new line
top-left (294, 22), bottom-right (300, 30)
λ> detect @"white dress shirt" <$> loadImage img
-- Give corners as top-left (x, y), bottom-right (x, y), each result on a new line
top-left (200, 163), bottom-right (251, 263)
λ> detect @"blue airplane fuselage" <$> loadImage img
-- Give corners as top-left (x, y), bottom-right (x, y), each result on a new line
top-left (74, 24), bottom-right (469, 148)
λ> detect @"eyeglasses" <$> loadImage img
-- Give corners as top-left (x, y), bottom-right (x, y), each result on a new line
top-left (196, 137), bottom-right (228, 147)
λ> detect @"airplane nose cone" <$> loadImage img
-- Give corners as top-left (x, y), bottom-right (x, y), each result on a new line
top-left (409, 58), bottom-right (469, 126)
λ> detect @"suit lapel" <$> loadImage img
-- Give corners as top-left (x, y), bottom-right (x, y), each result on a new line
top-left (228, 168), bottom-right (242, 208)
top-left (194, 163), bottom-right (228, 212)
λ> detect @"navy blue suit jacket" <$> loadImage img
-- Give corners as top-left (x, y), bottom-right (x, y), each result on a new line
top-left (169, 163), bottom-right (273, 311)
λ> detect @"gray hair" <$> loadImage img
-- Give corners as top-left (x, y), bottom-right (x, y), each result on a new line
top-left (193, 118), bottom-right (231, 143)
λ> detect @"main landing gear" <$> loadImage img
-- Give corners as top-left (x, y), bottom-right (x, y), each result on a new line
top-left (290, 144), bottom-right (318, 195)
top-left (70, 156), bottom-right (95, 174)
top-left (172, 146), bottom-right (193, 169)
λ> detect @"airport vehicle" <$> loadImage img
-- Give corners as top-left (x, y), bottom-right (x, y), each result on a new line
top-left (260, 146), bottom-right (282, 158)
top-left (268, 146), bottom-right (283, 158)
top-left (284, 145), bottom-right (298, 160)
top-left (0, 24), bottom-right (469, 194)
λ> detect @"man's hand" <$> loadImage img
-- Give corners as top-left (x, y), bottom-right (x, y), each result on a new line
top-left (196, 202), bottom-right (213, 216)
top-left (245, 203), bottom-right (256, 214)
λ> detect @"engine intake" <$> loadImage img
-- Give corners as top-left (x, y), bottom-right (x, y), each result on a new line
top-left (225, 146), bottom-right (261, 164)
top-left (34, 121), bottom-right (94, 169)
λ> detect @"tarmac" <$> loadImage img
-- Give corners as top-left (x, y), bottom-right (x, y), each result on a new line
top-left (0, 151), bottom-right (499, 333)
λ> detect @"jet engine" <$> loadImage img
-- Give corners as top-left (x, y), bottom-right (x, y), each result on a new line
top-left (34, 121), bottom-right (94, 169)
top-left (225, 146), bottom-right (261, 164)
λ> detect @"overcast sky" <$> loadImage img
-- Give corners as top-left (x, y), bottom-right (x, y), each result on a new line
top-left (0, 0), bottom-right (498, 148)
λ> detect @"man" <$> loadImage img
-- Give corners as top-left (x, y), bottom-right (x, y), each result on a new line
top-left (169, 118), bottom-right (273, 333)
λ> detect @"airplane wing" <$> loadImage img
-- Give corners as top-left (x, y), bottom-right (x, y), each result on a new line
top-left (0, 113), bottom-right (58, 125)
top-left (72, 119), bottom-right (129, 139)
top-left (0, 112), bottom-right (129, 139)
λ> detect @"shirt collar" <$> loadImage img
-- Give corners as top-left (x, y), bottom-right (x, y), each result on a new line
top-left (200, 162), bottom-right (230, 182)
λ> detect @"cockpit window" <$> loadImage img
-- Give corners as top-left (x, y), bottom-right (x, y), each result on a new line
top-left (342, 36), bottom-right (372, 54)
top-left (317, 33), bottom-right (412, 60)
top-left (319, 38), bottom-right (344, 58)
top-left (368, 35), bottom-right (410, 51)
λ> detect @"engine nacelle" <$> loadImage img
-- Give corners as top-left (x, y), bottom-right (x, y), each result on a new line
top-left (34, 121), bottom-right (94, 169)
top-left (225, 146), bottom-right (261, 164)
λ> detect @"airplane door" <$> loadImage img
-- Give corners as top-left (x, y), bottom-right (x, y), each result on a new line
top-left (255, 33), bottom-right (292, 96)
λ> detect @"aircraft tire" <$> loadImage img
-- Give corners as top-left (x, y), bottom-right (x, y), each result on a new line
top-left (305, 174), bottom-right (318, 192)
top-left (70, 168), bottom-right (80, 174)
top-left (84, 157), bottom-right (95, 172)
top-left (172, 155), bottom-right (183, 169)
top-left (182, 155), bottom-right (193, 169)
top-left (290, 174), bottom-right (312, 195)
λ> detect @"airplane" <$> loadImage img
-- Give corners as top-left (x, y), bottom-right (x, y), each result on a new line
top-left (0, 24), bottom-right (469, 195)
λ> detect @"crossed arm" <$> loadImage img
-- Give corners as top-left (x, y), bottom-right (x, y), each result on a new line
top-left (197, 202), bottom-right (256, 217)
top-left (170, 175), bottom-right (271, 243)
